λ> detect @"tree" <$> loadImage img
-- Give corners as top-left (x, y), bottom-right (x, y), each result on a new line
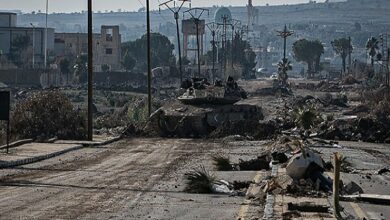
top-left (60, 58), bottom-right (70, 74)
top-left (366, 37), bottom-right (379, 67)
top-left (60, 58), bottom-right (71, 84)
top-left (9, 35), bottom-right (30, 68)
top-left (206, 32), bottom-right (257, 79)
top-left (121, 50), bottom-right (136, 72)
top-left (121, 33), bottom-right (176, 71)
top-left (101, 64), bottom-right (110, 73)
top-left (292, 39), bottom-right (324, 78)
top-left (331, 38), bottom-right (353, 73)
top-left (73, 55), bottom-right (87, 83)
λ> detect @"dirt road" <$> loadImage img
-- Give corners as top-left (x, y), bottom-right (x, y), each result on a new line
top-left (0, 138), bottom-right (264, 220)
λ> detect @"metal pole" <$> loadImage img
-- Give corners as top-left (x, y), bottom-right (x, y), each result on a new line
top-left (333, 152), bottom-right (342, 219)
top-left (87, 0), bottom-right (93, 141)
top-left (231, 26), bottom-right (234, 69)
top-left (283, 36), bottom-right (287, 60)
top-left (147, 0), bottom-right (152, 117)
top-left (196, 19), bottom-right (201, 78)
top-left (30, 23), bottom-right (35, 69)
top-left (175, 13), bottom-right (183, 83)
top-left (212, 31), bottom-right (215, 83)
top-left (44, 0), bottom-right (48, 69)
top-left (348, 36), bottom-right (352, 75)
top-left (6, 119), bottom-right (9, 154)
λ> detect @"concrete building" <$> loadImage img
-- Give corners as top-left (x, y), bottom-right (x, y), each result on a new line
top-left (54, 26), bottom-right (121, 71)
top-left (0, 12), bottom-right (54, 68)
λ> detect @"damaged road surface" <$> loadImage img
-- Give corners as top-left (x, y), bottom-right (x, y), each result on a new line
top-left (0, 138), bottom-right (267, 219)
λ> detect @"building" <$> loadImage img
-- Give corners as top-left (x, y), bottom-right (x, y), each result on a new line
top-left (54, 26), bottom-right (121, 71)
top-left (0, 12), bottom-right (54, 68)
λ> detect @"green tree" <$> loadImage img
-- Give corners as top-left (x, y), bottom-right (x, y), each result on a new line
top-left (73, 55), bottom-right (87, 83)
top-left (101, 64), bottom-right (110, 73)
top-left (9, 35), bottom-right (30, 68)
top-left (292, 39), bottom-right (324, 78)
top-left (206, 33), bottom-right (256, 78)
top-left (60, 58), bottom-right (70, 74)
top-left (331, 38), bottom-right (353, 73)
top-left (121, 50), bottom-right (136, 72)
top-left (366, 37), bottom-right (379, 67)
top-left (59, 58), bottom-right (70, 84)
top-left (121, 33), bottom-right (176, 71)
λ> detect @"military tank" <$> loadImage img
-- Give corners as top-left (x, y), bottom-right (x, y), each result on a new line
top-left (150, 77), bottom-right (263, 137)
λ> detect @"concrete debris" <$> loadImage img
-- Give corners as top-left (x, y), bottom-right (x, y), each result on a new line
top-left (271, 151), bottom-right (288, 164)
top-left (343, 181), bottom-right (364, 195)
top-left (237, 155), bottom-right (271, 171)
top-left (287, 202), bottom-right (329, 213)
top-left (212, 180), bottom-right (234, 194)
top-left (286, 149), bottom-right (324, 180)
top-left (341, 194), bottom-right (390, 205)
top-left (376, 168), bottom-right (390, 175)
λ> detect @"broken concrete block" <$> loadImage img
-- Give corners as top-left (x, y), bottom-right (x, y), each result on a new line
top-left (343, 181), bottom-right (363, 195)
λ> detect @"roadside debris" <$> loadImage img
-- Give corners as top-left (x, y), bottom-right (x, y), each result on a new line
top-left (211, 155), bottom-right (233, 171)
top-left (184, 166), bottom-right (247, 195)
top-left (287, 202), bottom-right (329, 213)
top-left (376, 168), bottom-right (390, 175)
top-left (342, 181), bottom-right (364, 195)
top-left (238, 155), bottom-right (271, 171)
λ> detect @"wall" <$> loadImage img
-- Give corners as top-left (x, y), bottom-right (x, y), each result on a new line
top-left (0, 69), bottom-right (43, 86)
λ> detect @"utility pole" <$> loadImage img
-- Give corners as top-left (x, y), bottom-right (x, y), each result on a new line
top-left (159, 0), bottom-right (189, 84)
top-left (348, 36), bottom-right (352, 75)
top-left (44, 0), bottom-right (48, 69)
top-left (183, 8), bottom-right (209, 78)
top-left (206, 22), bottom-right (219, 83)
top-left (277, 25), bottom-right (294, 61)
top-left (146, 0), bottom-right (152, 116)
top-left (87, 0), bottom-right (93, 141)
top-left (30, 23), bottom-right (35, 69)
top-left (230, 19), bottom-right (241, 70)
top-left (217, 15), bottom-right (231, 80)
top-left (276, 25), bottom-right (294, 85)
top-left (45, 0), bottom-right (49, 87)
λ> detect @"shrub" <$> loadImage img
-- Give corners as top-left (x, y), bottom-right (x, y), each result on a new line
top-left (292, 105), bottom-right (321, 130)
top-left (211, 155), bottom-right (232, 171)
top-left (12, 91), bottom-right (87, 140)
top-left (184, 166), bottom-right (216, 193)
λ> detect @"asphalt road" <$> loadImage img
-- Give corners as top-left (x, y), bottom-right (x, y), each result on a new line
top-left (0, 138), bottom-right (265, 220)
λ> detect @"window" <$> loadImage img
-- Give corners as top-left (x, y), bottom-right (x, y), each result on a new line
top-left (106, 28), bottom-right (113, 41)
top-left (106, 48), bottom-right (113, 54)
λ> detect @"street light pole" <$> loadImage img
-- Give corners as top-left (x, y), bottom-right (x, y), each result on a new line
top-left (206, 22), bottom-right (219, 83)
top-left (87, 0), bottom-right (93, 141)
top-left (146, 0), bottom-right (152, 117)
top-left (30, 23), bottom-right (35, 69)
top-left (159, 0), bottom-right (189, 84)
top-left (44, 0), bottom-right (48, 69)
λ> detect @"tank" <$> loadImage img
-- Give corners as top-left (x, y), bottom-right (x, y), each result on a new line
top-left (150, 77), bottom-right (263, 137)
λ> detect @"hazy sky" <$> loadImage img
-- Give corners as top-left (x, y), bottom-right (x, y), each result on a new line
top-left (1, 0), bottom-right (326, 13)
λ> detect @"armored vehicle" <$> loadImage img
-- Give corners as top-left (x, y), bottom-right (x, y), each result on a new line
top-left (150, 77), bottom-right (263, 137)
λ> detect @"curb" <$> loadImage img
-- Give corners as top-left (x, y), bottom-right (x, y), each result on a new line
top-left (0, 144), bottom-right (83, 169)
top-left (90, 136), bottom-right (121, 147)
top-left (0, 139), bottom-right (34, 150)
top-left (0, 136), bottom-right (121, 169)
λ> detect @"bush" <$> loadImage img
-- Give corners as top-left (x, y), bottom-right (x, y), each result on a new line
top-left (292, 105), bottom-right (321, 130)
top-left (184, 166), bottom-right (216, 193)
top-left (211, 155), bottom-right (232, 171)
top-left (12, 91), bottom-right (87, 140)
